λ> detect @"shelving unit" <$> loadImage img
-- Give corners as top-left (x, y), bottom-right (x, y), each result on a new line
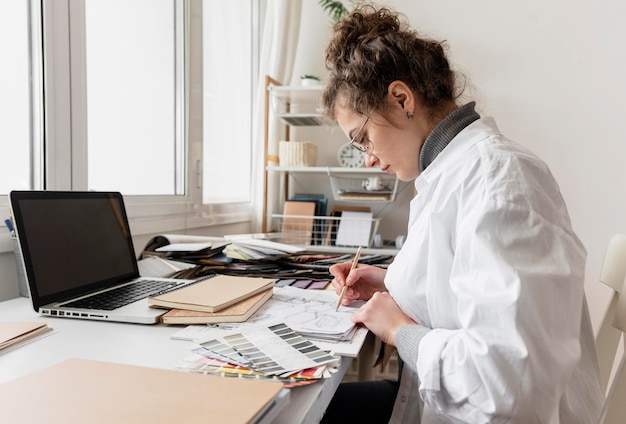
top-left (262, 76), bottom-right (402, 254)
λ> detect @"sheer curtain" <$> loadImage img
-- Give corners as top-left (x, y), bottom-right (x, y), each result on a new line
top-left (251, 0), bottom-right (302, 232)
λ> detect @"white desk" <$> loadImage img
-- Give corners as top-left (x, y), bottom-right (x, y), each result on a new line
top-left (0, 297), bottom-right (353, 424)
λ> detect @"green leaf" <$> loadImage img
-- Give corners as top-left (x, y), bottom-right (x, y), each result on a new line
top-left (318, 0), bottom-right (351, 23)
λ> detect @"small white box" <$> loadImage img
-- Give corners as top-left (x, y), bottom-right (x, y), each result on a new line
top-left (278, 141), bottom-right (318, 167)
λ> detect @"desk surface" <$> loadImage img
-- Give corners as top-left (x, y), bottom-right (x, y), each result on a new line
top-left (0, 297), bottom-right (352, 424)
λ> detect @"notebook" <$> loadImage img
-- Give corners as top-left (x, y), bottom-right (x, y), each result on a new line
top-left (0, 358), bottom-right (287, 423)
top-left (9, 190), bottom-right (197, 324)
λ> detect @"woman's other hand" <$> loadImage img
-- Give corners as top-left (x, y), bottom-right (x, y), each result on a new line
top-left (352, 291), bottom-right (417, 346)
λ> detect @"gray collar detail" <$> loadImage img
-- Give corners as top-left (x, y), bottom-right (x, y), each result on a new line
top-left (418, 102), bottom-right (480, 172)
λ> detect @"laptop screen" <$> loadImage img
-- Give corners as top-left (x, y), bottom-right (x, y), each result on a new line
top-left (10, 191), bottom-right (139, 309)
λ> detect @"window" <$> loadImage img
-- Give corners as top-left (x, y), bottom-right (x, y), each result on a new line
top-left (202, 0), bottom-right (255, 203)
top-left (1, 0), bottom-right (258, 237)
top-left (0, 0), bottom-right (42, 194)
top-left (85, 0), bottom-right (184, 195)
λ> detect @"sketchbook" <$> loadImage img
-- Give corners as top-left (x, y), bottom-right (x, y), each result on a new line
top-left (160, 288), bottom-right (273, 324)
top-left (147, 275), bottom-right (276, 313)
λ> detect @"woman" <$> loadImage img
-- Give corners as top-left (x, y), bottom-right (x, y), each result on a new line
top-left (320, 4), bottom-right (603, 424)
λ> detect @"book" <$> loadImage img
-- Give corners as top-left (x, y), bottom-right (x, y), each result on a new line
top-left (290, 194), bottom-right (328, 245)
top-left (160, 288), bottom-right (273, 324)
top-left (0, 322), bottom-right (54, 352)
top-left (280, 200), bottom-right (316, 245)
top-left (0, 358), bottom-right (285, 423)
top-left (147, 274), bottom-right (276, 313)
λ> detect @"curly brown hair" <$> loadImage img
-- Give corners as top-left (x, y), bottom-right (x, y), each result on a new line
top-left (322, 3), bottom-right (460, 122)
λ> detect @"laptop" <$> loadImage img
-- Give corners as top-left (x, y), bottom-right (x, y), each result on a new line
top-left (9, 190), bottom-right (196, 324)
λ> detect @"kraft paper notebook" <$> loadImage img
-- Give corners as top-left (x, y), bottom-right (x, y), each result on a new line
top-left (0, 358), bottom-right (285, 424)
top-left (148, 275), bottom-right (276, 313)
top-left (0, 322), bottom-right (54, 352)
top-left (160, 288), bottom-right (273, 324)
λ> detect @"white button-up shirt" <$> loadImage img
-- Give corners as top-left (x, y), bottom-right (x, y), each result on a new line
top-left (386, 117), bottom-right (604, 423)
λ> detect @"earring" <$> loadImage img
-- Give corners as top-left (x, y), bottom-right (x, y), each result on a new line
top-left (406, 111), bottom-right (414, 120)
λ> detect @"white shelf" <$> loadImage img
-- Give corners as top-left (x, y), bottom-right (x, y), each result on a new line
top-left (268, 85), bottom-right (323, 100)
top-left (268, 85), bottom-right (324, 126)
top-left (267, 165), bottom-right (386, 174)
top-left (267, 166), bottom-right (399, 203)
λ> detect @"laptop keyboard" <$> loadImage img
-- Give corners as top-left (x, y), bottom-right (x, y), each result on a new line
top-left (63, 279), bottom-right (186, 311)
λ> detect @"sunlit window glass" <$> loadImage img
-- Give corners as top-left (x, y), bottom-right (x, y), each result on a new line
top-left (202, 0), bottom-right (253, 203)
top-left (0, 0), bottom-right (33, 194)
top-left (85, 0), bottom-right (183, 195)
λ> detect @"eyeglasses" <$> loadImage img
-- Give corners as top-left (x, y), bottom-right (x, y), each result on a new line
top-left (349, 116), bottom-right (372, 154)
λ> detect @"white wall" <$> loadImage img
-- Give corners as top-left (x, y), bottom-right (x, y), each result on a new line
top-left (292, 0), bottom-right (626, 332)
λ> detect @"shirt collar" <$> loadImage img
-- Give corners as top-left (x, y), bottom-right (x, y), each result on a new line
top-left (418, 102), bottom-right (480, 173)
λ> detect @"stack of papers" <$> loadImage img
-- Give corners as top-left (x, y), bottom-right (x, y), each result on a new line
top-left (223, 237), bottom-right (305, 260)
top-left (269, 286), bottom-right (361, 342)
top-left (177, 321), bottom-right (340, 387)
top-left (140, 233), bottom-right (230, 262)
top-left (154, 240), bottom-right (230, 261)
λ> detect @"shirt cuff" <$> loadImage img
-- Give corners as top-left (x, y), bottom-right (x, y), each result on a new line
top-left (396, 324), bottom-right (431, 373)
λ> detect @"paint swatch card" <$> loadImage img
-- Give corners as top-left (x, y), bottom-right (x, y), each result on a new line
top-left (307, 280), bottom-right (330, 290)
top-left (194, 321), bottom-right (339, 375)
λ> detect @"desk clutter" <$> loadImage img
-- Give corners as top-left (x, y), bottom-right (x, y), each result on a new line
top-left (139, 233), bottom-right (391, 285)
top-left (2, 200), bottom-right (383, 422)
top-left (135, 235), bottom-right (377, 392)
top-left (172, 286), bottom-right (366, 387)
top-left (150, 280), bottom-right (364, 391)
top-left (0, 231), bottom-right (381, 424)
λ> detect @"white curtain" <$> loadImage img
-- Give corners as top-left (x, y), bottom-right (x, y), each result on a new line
top-left (250, 0), bottom-right (302, 232)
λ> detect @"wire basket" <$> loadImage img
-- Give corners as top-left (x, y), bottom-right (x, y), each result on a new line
top-left (271, 214), bottom-right (380, 248)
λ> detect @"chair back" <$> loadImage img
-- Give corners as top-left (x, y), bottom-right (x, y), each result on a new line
top-left (596, 234), bottom-right (626, 424)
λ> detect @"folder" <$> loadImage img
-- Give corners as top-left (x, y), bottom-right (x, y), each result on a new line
top-left (0, 358), bottom-right (285, 423)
